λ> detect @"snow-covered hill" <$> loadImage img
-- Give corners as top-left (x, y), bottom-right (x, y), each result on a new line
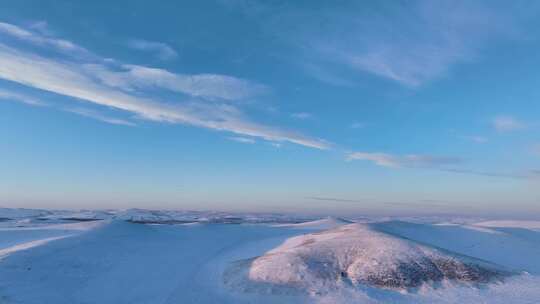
top-left (224, 223), bottom-right (513, 295)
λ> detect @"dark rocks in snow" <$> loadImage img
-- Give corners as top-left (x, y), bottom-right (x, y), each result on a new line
top-left (60, 217), bottom-right (102, 222)
top-left (126, 219), bottom-right (197, 225)
top-left (359, 257), bottom-right (509, 289)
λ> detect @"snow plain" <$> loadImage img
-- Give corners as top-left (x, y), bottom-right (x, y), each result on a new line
top-left (0, 208), bottom-right (539, 303)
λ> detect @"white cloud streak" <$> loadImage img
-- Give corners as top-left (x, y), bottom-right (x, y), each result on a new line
top-left (306, 196), bottom-right (456, 208)
top-left (346, 151), bottom-right (532, 180)
top-left (492, 116), bottom-right (526, 132)
top-left (0, 89), bottom-right (46, 106)
top-left (290, 112), bottom-right (312, 120)
top-left (127, 39), bottom-right (178, 61)
top-left (84, 64), bottom-right (267, 101)
top-left (238, 1), bottom-right (521, 87)
top-left (347, 152), bottom-right (462, 168)
top-left (228, 136), bottom-right (256, 144)
top-left (0, 22), bottom-right (329, 150)
top-left (462, 135), bottom-right (488, 144)
top-left (0, 22), bottom-right (264, 102)
top-left (350, 122), bottom-right (366, 129)
top-left (0, 21), bottom-right (90, 57)
top-left (64, 107), bottom-right (136, 126)
top-left (331, 2), bottom-right (514, 87)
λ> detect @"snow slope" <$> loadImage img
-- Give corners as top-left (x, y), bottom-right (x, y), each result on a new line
top-left (0, 220), bottom-right (107, 261)
top-left (0, 220), bottom-right (303, 304)
top-left (1, 211), bottom-right (539, 304)
top-left (372, 221), bottom-right (540, 274)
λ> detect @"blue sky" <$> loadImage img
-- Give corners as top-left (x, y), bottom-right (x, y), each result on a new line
top-left (0, 0), bottom-right (539, 217)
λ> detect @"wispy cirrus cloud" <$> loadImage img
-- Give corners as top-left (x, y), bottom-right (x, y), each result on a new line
top-left (0, 21), bottom-right (329, 150)
top-left (438, 168), bottom-right (529, 179)
top-left (462, 135), bottom-right (488, 144)
top-left (347, 151), bottom-right (532, 180)
top-left (229, 1), bottom-right (524, 87)
top-left (84, 63), bottom-right (267, 101)
top-left (0, 89), bottom-right (46, 106)
top-left (228, 136), bottom-right (256, 144)
top-left (64, 107), bottom-right (136, 126)
top-left (302, 62), bottom-right (355, 87)
top-left (306, 196), bottom-right (455, 208)
top-left (0, 21), bottom-right (90, 57)
top-left (350, 122), bottom-right (366, 129)
top-left (323, 1), bottom-right (519, 87)
top-left (127, 39), bottom-right (178, 61)
top-left (346, 152), bottom-right (462, 168)
top-left (290, 112), bottom-right (313, 120)
top-left (27, 21), bottom-right (52, 35)
top-left (492, 115), bottom-right (526, 132)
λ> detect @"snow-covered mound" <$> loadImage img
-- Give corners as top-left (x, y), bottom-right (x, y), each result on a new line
top-left (224, 223), bottom-right (513, 295)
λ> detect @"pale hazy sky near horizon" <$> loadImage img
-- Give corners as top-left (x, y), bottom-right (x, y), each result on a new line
top-left (0, 0), bottom-right (539, 217)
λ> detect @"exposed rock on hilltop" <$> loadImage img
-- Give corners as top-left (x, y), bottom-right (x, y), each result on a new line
top-left (224, 223), bottom-right (513, 294)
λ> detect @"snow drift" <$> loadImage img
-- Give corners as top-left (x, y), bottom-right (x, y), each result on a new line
top-left (224, 223), bottom-right (514, 295)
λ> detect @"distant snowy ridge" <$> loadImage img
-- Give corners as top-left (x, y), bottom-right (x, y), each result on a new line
top-left (273, 217), bottom-right (352, 230)
top-left (0, 208), bottom-right (318, 227)
top-left (0, 208), bottom-right (52, 220)
top-left (472, 220), bottom-right (540, 230)
top-left (224, 223), bottom-right (515, 295)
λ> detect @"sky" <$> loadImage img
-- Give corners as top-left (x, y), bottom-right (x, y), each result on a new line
top-left (0, 0), bottom-right (539, 217)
